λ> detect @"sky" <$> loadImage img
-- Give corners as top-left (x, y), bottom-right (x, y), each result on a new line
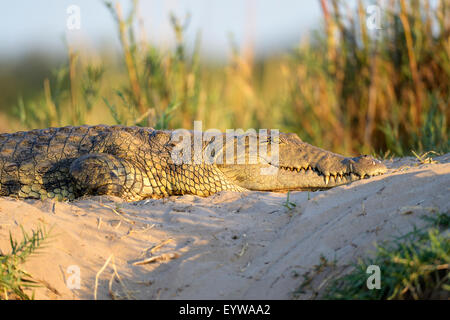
top-left (0, 0), bottom-right (323, 60)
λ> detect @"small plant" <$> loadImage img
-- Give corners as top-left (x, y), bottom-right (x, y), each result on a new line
top-left (411, 150), bottom-right (440, 164)
top-left (323, 212), bottom-right (450, 300)
top-left (0, 225), bottom-right (50, 300)
top-left (282, 191), bottom-right (297, 210)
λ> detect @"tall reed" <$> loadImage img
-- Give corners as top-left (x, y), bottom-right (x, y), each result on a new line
top-left (11, 0), bottom-right (449, 156)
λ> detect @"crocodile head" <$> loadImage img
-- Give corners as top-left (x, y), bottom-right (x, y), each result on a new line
top-left (214, 132), bottom-right (387, 191)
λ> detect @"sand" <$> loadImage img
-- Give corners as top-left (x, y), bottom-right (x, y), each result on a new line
top-left (0, 153), bottom-right (449, 300)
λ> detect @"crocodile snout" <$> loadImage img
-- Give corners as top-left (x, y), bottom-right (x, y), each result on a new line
top-left (349, 155), bottom-right (387, 177)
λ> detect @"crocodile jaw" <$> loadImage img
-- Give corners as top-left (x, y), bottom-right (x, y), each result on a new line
top-left (274, 157), bottom-right (385, 190)
top-left (216, 133), bottom-right (387, 191)
top-left (272, 155), bottom-right (387, 190)
top-left (218, 159), bottom-right (386, 191)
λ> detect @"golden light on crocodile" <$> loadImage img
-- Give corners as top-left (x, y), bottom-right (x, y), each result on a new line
top-left (0, 125), bottom-right (387, 201)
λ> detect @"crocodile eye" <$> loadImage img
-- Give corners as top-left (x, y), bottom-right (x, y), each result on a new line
top-left (271, 135), bottom-right (281, 143)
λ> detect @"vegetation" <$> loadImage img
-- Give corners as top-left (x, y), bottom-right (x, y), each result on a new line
top-left (282, 191), bottom-right (297, 210)
top-left (324, 212), bottom-right (449, 300)
top-left (0, 0), bottom-right (448, 158)
top-left (0, 225), bottom-right (49, 300)
top-left (0, 1), bottom-right (448, 300)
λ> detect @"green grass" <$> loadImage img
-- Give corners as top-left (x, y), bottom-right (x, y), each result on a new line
top-left (2, 0), bottom-right (449, 158)
top-left (282, 191), bottom-right (297, 210)
top-left (0, 225), bottom-right (50, 300)
top-left (323, 212), bottom-right (449, 300)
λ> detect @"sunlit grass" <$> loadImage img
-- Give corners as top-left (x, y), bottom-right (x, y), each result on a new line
top-left (323, 212), bottom-right (449, 300)
top-left (9, 0), bottom-right (450, 157)
top-left (0, 225), bottom-right (50, 300)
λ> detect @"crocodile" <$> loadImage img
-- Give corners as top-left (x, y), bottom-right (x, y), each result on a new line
top-left (0, 125), bottom-right (387, 201)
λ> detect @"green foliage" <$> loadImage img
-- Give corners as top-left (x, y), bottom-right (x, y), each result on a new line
top-left (154, 101), bottom-right (180, 130)
top-left (416, 96), bottom-right (449, 154)
top-left (82, 65), bottom-right (105, 113)
top-left (4, 0), bottom-right (449, 157)
top-left (282, 191), bottom-right (297, 210)
top-left (0, 225), bottom-right (50, 300)
top-left (324, 212), bottom-right (450, 300)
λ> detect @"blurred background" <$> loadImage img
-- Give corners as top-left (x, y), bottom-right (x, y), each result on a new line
top-left (0, 0), bottom-right (448, 156)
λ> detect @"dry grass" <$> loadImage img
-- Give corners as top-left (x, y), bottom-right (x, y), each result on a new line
top-left (322, 212), bottom-right (450, 300)
top-left (10, 0), bottom-right (449, 157)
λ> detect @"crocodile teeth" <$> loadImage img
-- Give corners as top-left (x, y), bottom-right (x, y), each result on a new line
top-left (324, 175), bottom-right (330, 185)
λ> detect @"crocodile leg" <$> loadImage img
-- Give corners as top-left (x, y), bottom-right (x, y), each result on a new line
top-left (69, 153), bottom-right (153, 201)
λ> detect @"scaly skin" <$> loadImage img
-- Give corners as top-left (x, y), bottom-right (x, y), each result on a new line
top-left (0, 125), bottom-right (387, 201)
